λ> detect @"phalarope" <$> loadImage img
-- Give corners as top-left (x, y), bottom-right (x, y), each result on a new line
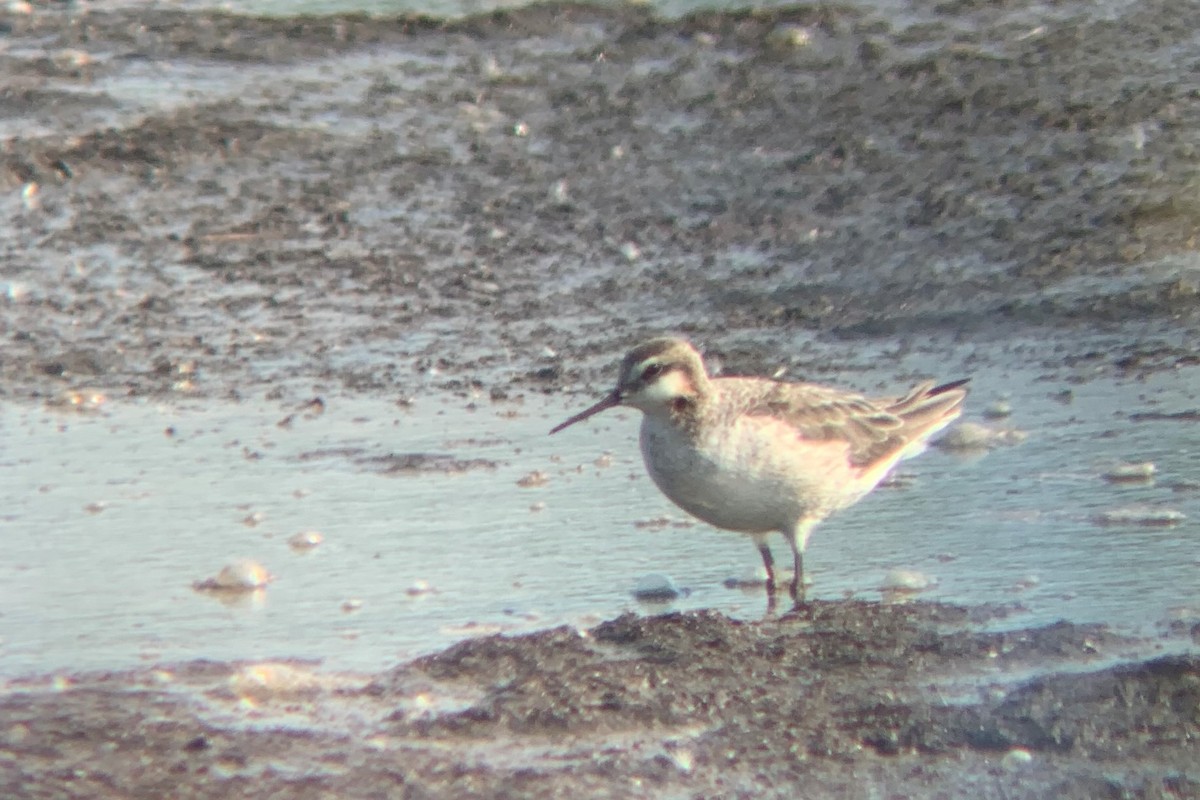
top-left (551, 338), bottom-right (967, 609)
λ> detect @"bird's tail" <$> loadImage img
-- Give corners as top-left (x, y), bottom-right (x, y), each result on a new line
top-left (888, 378), bottom-right (969, 457)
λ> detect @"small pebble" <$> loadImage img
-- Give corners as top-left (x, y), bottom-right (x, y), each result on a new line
top-left (933, 422), bottom-right (1027, 451)
top-left (54, 390), bottom-right (106, 412)
top-left (5, 281), bottom-right (29, 301)
top-left (501, 607), bottom-right (541, 622)
top-left (444, 622), bottom-right (512, 637)
top-left (516, 470), bottom-right (549, 488)
top-left (982, 400), bottom-right (1013, 420)
top-left (1001, 748), bottom-right (1034, 769)
top-left (1102, 462), bottom-right (1156, 483)
top-left (529, 501), bottom-right (546, 512)
top-left (1165, 605), bottom-right (1200, 623)
top-left (881, 568), bottom-right (933, 593)
top-left (21, 181), bottom-right (39, 211)
top-left (766, 24), bottom-right (813, 48)
top-left (878, 471), bottom-right (917, 489)
top-left (288, 530), bottom-right (324, 550)
top-left (733, 569), bottom-right (809, 592)
top-left (341, 598), bottom-right (364, 613)
top-left (723, 566), bottom-right (774, 590)
top-left (406, 579), bottom-right (436, 597)
top-left (632, 573), bottom-right (682, 602)
top-left (1013, 574), bottom-right (1041, 591)
top-left (230, 663), bottom-right (321, 700)
top-left (633, 515), bottom-right (695, 530)
top-left (668, 749), bottom-right (694, 773)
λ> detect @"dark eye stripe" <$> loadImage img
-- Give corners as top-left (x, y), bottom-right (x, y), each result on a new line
top-left (642, 363), bottom-right (665, 380)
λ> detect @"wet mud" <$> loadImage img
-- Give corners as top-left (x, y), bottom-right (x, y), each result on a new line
top-left (5, 604), bottom-right (1198, 798)
top-left (3, 0), bottom-right (1199, 796)
top-left (2, 0), bottom-right (1199, 404)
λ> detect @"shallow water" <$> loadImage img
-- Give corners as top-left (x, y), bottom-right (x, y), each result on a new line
top-left (3, 342), bottom-right (1196, 678)
top-left (102, 0), bottom-right (1147, 25)
top-left (101, 0), bottom-right (845, 18)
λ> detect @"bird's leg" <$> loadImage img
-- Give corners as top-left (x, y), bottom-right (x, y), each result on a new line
top-left (787, 519), bottom-right (818, 609)
top-left (753, 535), bottom-right (777, 613)
top-left (791, 549), bottom-right (805, 605)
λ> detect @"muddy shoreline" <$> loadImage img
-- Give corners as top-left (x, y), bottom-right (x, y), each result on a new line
top-left (4, 603), bottom-right (1198, 798)
top-left (3, 0), bottom-right (1199, 406)
top-left (3, 0), bottom-right (1199, 796)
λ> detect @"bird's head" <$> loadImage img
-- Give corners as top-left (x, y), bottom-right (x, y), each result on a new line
top-left (550, 338), bottom-right (708, 434)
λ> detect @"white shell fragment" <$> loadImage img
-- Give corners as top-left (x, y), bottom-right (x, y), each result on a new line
top-left (1102, 462), bottom-right (1156, 483)
top-left (933, 422), bottom-right (1027, 451)
top-left (194, 559), bottom-right (273, 592)
top-left (1092, 506), bottom-right (1186, 527)
top-left (1001, 747), bottom-right (1034, 769)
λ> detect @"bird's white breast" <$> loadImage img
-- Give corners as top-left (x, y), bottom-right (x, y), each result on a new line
top-left (638, 412), bottom-right (841, 534)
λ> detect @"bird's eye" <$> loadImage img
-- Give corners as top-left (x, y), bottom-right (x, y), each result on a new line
top-left (642, 363), bottom-right (665, 381)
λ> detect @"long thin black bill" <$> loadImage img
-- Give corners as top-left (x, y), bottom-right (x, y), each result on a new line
top-left (549, 391), bottom-right (621, 435)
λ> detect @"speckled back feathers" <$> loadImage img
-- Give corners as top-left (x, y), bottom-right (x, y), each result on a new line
top-left (622, 339), bottom-right (967, 473)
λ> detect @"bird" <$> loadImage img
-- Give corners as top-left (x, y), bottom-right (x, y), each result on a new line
top-left (550, 337), bottom-right (967, 610)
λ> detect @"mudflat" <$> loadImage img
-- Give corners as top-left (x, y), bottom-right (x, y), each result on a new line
top-left (5, 602), bottom-right (1198, 798)
top-left (2, 0), bottom-right (1197, 403)
top-left (2, 1), bottom-right (1198, 797)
